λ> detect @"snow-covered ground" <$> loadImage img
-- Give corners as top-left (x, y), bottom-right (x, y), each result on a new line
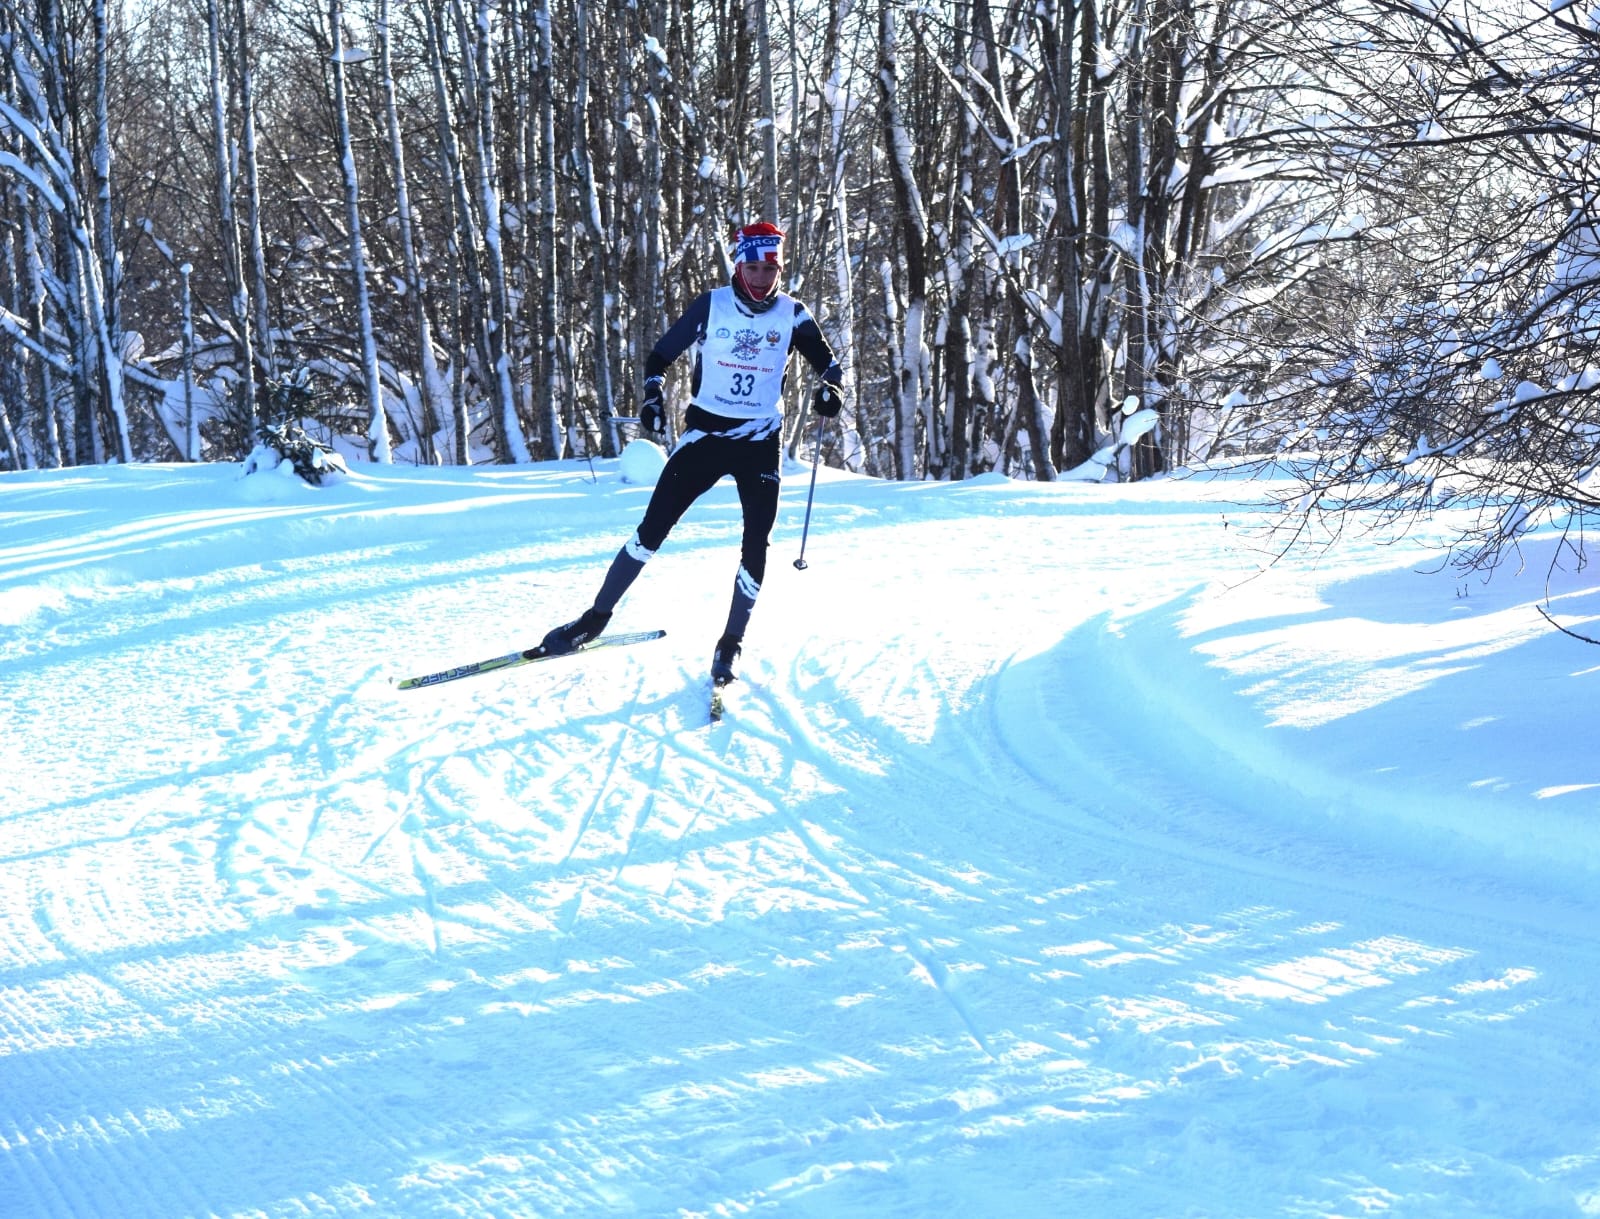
top-left (3, 451), bottom-right (1598, 1218)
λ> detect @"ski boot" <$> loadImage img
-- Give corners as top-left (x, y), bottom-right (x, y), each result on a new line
top-left (538, 607), bottom-right (611, 657)
top-left (711, 633), bottom-right (742, 687)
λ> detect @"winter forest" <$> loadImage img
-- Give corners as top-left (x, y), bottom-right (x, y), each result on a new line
top-left (3, 0), bottom-right (1600, 565)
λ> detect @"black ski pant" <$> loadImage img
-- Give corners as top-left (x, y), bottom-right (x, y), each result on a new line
top-left (593, 426), bottom-right (782, 640)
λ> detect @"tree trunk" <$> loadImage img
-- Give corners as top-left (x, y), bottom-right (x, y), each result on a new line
top-left (878, 1), bottom-right (929, 480)
top-left (1035, 0), bottom-right (1097, 472)
top-left (464, 0), bottom-right (528, 463)
top-left (206, 0), bottom-right (255, 435)
top-left (972, 0), bottom-right (1054, 479)
top-left (532, 0), bottom-right (562, 458)
top-left (328, 0), bottom-right (390, 462)
top-left (233, 0), bottom-right (274, 385)
top-left (18, 189), bottom-right (64, 467)
top-left (89, 0), bottom-right (129, 463)
top-left (573, 0), bottom-right (617, 457)
top-left (424, 0), bottom-right (487, 463)
top-left (378, 0), bottom-right (448, 463)
top-left (946, 0), bottom-right (976, 480)
top-left (639, 0), bottom-right (668, 437)
top-left (754, 0), bottom-right (781, 223)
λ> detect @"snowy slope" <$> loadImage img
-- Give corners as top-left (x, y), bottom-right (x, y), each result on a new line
top-left (2, 456), bottom-right (1598, 1218)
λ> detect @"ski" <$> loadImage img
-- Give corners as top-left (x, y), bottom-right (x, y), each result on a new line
top-left (394, 629), bottom-right (665, 691)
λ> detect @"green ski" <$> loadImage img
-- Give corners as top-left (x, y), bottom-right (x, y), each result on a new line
top-left (395, 629), bottom-right (666, 691)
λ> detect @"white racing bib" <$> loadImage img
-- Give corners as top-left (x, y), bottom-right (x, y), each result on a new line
top-left (696, 287), bottom-right (797, 420)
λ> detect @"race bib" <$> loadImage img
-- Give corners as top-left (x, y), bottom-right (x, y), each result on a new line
top-left (697, 287), bottom-right (795, 419)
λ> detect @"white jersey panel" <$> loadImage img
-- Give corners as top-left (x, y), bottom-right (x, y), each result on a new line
top-left (695, 287), bottom-right (797, 421)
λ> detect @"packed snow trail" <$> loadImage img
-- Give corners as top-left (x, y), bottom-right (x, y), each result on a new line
top-left (2, 461), bottom-right (1598, 1217)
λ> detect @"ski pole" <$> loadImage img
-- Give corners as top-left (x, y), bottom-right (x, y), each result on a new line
top-left (794, 415), bottom-right (824, 570)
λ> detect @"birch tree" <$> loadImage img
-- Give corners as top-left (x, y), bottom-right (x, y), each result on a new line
top-left (572, 0), bottom-right (617, 457)
top-left (463, 0), bottom-right (528, 462)
top-left (375, 0), bottom-right (447, 463)
top-left (530, 0), bottom-right (563, 458)
top-left (205, 0), bottom-right (256, 435)
top-left (422, 0), bottom-right (484, 463)
top-left (327, 0), bottom-right (389, 461)
top-left (754, 0), bottom-right (781, 223)
top-left (0, 0), bottom-right (129, 464)
top-left (877, 1), bottom-right (929, 480)
top-left (225, 0), bottom-right (274, 390)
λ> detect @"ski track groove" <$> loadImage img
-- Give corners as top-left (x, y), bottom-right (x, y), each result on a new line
top-left (408, 827), bottom-right (445, 957)
top-left (983, 628), bottom-right (1600, 961)
top-left (607, 739), bottom-right (670, 885)
top-left (556, 725), bottom-right (633, 870)
top-left (6, 900), bottom-right (258, 1219)
top-left (753, 642), bottom-right (1559, 1084)
top-left (752, 681), bottom-right (1005, 1058)
top-left (224, 795), bottom-right (532, 951)
top-left (653, 672), bottom-right (1001, 1059)
top-left (645, 674), bottom-right (1009, 931)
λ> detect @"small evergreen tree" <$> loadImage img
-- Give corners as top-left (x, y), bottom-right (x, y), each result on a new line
top-left (243, 370), bottom-right (348, 485)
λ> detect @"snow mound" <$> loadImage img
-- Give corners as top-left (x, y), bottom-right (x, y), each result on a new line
top-left (236, 447), bottom-right (321, 501)
top-left (619, 437), bottom-right (667, 485)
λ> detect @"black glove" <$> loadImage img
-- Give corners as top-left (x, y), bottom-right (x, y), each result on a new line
top-left (640, 377), bottom-right (667, 436)
top-left (813, 382), bottom-right (843, 418)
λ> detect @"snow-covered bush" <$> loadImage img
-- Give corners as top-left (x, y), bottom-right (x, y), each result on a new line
top-left (241, 371), bottom-right (349, 486)
top-left (243, 420), bottom-right (348, 485)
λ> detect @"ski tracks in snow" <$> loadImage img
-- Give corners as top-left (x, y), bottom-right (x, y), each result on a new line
top-left (7, 468), bottom-right (1600, 1218)
top-left (658, 628), bottom-right (1600, 1216)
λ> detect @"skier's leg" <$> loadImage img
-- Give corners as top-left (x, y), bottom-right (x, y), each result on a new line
top-left (592, 531), bottom-right (653, 613)
top-left (609, 436), bottom-right (727, 610)
top-left (720, 433), bottom-right (782, 644)
top-left (545, 436), bottom-right (726, 654)
top-left (634, 434), bottom-right (726, 553)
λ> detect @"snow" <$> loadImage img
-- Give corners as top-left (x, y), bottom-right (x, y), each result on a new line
top-left (1119, 408), bottom-right (1160, 446)
top-left (3, 457), bottom-right (1600, 1217)
top-left (617, 439), bottom-right (667, 487)
top-left (0, 148), bottom-right (66, 212)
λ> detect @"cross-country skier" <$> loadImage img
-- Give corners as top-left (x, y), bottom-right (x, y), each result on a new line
top-left (539, 221), bottom-right (845, 687)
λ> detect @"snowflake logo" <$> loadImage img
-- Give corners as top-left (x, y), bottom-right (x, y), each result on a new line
top-left (732, 328), bottom-right (762, 359)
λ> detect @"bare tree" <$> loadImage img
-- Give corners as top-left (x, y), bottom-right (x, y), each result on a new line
top-left (877, 0), bottom-right (930, 481)
top-left (374, 0), bottom-right (446, 462)
top-left (528, 0), bottom-right (564, 458)
top-left (571, 0), bottom-right (617, 457)
top-left (327, 0), bottom-right (389, 460)
top-left (1244, 0), bottom-right (1600, 572)
top-left (1, 0), bottom-right (130, 463)
top-left (203, 0), bottom-right (255, 435)
top-left (233, 0), bottom-right (275, 386)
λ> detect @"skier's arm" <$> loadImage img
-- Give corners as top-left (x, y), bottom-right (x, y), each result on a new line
top-left (643, 293), bottom-right (712, 382)
top-left (792, 306), bottom-right (844, 390)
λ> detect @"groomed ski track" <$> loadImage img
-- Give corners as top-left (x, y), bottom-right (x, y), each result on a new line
top-left (2, 460), bottom-right (1597, 1218)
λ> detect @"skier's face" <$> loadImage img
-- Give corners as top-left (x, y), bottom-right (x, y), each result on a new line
top-left (736, 260), bottom-right (780, 300)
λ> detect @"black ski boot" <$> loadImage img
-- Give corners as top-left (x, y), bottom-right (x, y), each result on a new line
top-left (540, 607), bottom-right (611, 656)
top-left (711, 633), bottom-right (742, 686)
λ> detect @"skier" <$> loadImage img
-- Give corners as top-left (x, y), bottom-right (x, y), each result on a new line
top-left (539, 221), bottom-right (845, 687)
